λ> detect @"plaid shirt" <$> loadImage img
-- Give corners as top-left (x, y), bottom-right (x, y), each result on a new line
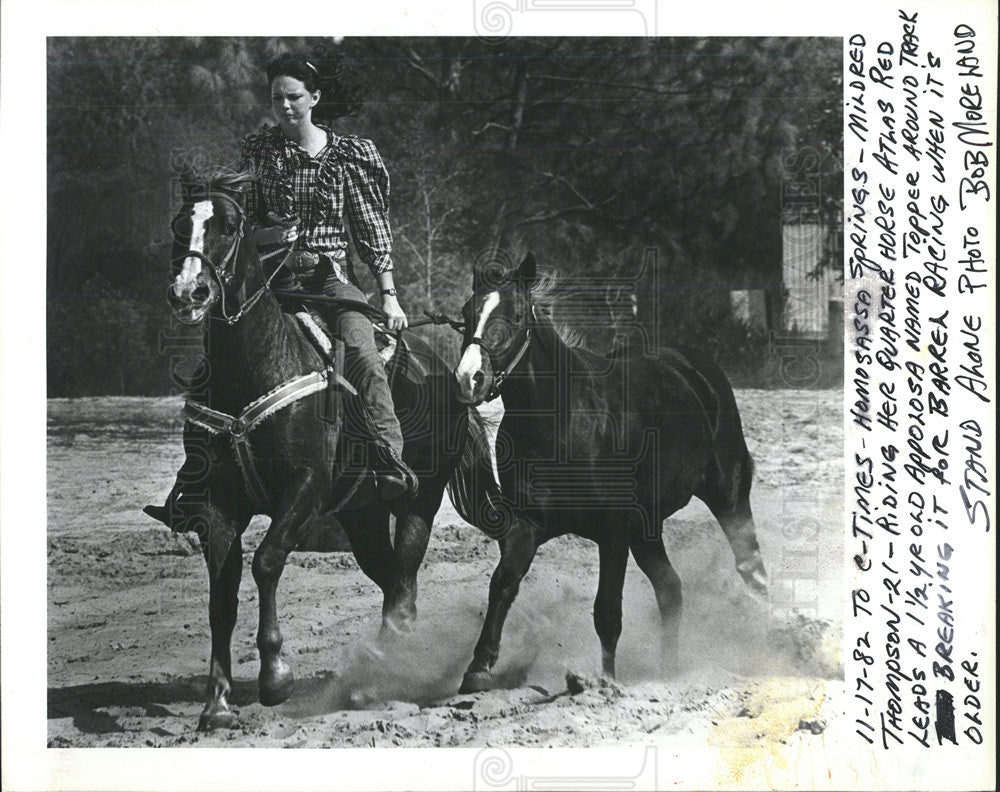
top-left (240, 124), bottom-right (394, 285)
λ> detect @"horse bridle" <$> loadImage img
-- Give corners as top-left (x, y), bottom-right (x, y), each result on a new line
top-left (177, 190), bottom-right (288, 326)
top-left (464, 304), bottom-right (534, 402)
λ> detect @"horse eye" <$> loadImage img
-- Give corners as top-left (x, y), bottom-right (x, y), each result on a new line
top-left (223, 222), bottom-right (237, 236)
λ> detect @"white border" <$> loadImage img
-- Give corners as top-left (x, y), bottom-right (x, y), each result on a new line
top-left (2, 1), bottom-right (995, 790)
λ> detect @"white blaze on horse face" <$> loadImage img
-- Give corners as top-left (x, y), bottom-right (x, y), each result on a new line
top-left (174, 200), bottom-right (213, 296)
top-left (455, 290), bottom-right (501, 399)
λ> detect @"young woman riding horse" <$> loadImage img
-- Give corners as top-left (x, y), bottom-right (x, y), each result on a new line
top-left (148, 54), bottom-right (416, 518)
top-left (141, 56), bottom-right (507, 730)
top-left (149, 164), bottom-right (500, 730)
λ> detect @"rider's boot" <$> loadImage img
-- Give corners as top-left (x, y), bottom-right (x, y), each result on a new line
top-left (334, 308), bottom-right (418, 505)
top-left (143, 477), bottom-right (189, 530)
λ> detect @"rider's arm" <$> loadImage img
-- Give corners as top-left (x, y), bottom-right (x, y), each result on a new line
top-left (340, 137), bottom-right (406, 329)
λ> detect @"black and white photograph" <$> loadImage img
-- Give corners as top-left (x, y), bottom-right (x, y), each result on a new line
top-left (45, 25), bottom-right (844, 750)
top-left (2, 1), bottom-right (995, 790)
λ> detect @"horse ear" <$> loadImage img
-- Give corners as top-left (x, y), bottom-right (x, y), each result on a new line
top-left (516, 252), bottom-right (537, 287)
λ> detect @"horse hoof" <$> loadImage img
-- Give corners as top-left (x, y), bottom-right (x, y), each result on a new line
top-left (738, 565), bottom-right (770, 605)
top-left (601, 649), bottom-right (617, 679)
top-left (379, 615), bottom-right (415, 640)
top-left (752, 580), bottom-right (770, 604)
top-left (459, 670), bottom-right (493, 694)
top-left (349, 686), bottom-right (378, 708)
top-left (198, 707), bottom-right (238, 732)
top-left (259, 667), bottom-right (295, 707)
top-left (360, 642), bottom-right (386, 661)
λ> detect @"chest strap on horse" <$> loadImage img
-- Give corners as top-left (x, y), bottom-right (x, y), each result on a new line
top-left (184, 369), bottom-right (354, 510)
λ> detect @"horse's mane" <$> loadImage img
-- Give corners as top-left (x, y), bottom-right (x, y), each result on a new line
top-left (183, 167), bottom-right (256, 201)
top-left (529, 270), bottom-right (589, 350)
top-left (447, 270), bottom-right (618, 528)
top-left (212, 167), bottom-right (255, 190)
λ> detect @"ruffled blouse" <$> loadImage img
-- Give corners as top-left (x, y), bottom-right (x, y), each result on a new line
top-left (240, 124), bottom-right (393, 278)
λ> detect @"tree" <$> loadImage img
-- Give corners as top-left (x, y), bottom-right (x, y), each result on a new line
top-left (47, 36), bottom-right (842, 394)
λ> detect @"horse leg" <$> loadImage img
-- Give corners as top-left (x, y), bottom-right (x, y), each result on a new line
top-left (702, 460), bottom-right (769, 603)
top-left (335, 506), bottom-right (402, 637)
top-left (252, 474), bottom-right (322, 707)
top-left (199, 523), bottom-right (244, 731)
top-left (594, 541), bottom-right (629, 678)
top-left (710, 499), bottom-right (769, 603)
top-left (460, 519), bottom-right (539, 694)
top-left (385, 488), bottom-right (441, 632)
top-left (629, 537), bottom-right (683, 675)
top-left (382, 512), bottom-right (429, 632)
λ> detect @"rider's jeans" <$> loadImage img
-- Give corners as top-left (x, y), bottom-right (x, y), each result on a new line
top-left (312, 280), bottom-right (406, 465)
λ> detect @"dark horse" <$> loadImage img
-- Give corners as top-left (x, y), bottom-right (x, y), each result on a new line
top-left (450, 253), bottom-right (769, 693)
top-left (158, 169), bottom-right (496, 729)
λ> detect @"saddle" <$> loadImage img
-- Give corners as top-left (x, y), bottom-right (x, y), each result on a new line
top-left (284, 297), bottom-right (430, 515)
top-left (288, 295), bottom-right (428, 386)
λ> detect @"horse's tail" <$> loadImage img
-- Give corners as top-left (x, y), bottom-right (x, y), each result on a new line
top-left (667, 345), bottom-right (754, 505)
top-left (447, 408), bottom-right (509, 538)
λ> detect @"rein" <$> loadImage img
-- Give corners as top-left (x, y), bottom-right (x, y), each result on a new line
top-left (292, 293), bottom-right (466, 333)
top-left (179, 190), bottom-right (469, 334)
top-left (212, 249), bottom-right (291, 326)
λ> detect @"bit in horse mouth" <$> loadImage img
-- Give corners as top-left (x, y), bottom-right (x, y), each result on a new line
top-left (172, 300), bottom-right (210, 325)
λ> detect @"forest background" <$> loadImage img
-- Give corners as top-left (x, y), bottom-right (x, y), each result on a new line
top-left (47, 36), bottom-right (843, 395)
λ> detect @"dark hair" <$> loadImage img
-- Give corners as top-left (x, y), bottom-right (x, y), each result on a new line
top-left (266, 54), bottom-right (364, 121)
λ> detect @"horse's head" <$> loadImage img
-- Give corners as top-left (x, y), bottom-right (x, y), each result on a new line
top-left (168, 169), bottom-right (254, 325)
top-left (454, 252), bottom-right (537, 405)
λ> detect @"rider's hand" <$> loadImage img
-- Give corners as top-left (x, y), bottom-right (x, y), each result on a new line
top-left (254, 213), bottom-right (299, 246)
top-left (382, 294), bottom-right (408, 331)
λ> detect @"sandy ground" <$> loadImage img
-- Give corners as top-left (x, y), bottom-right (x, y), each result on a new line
top-left (46, 389), bottom-right (848, 782)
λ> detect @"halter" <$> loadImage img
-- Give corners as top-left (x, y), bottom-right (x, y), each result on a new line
top-left (176, 190), bottom-right (289, 326)
top-left (466, 305), bottom-right (534, 402)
